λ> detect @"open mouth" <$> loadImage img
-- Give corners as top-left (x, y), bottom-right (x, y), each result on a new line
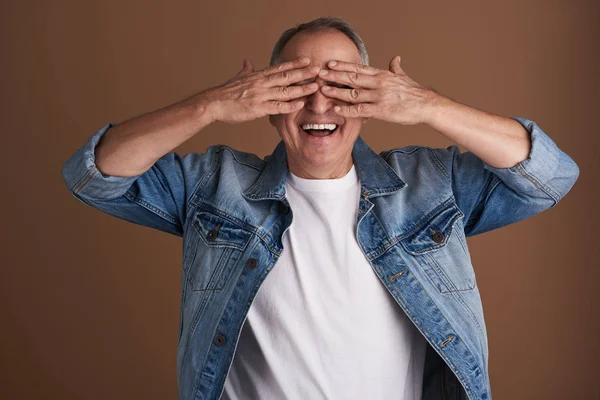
top-left (300, 123), bottom-right (339, 137)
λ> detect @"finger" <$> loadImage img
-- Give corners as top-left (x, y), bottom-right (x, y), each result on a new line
top-left (388, 56), bottom-right (404, 75)
top-left (235, 59), bottom-right (254, 78)
top-left (268, 82), bottom-right (319, 101)
top-left (318, 69), bottom-right (379, 89)
top-left (261, 56), bottom-right (311, 77)
top-left (264, 100), bottom-right (305, 115)
top-left (334, 103), bottom-right (376, 118)
top-left (221, 60), bottom-right (254, 86)
top-left (327, 60), bottom-right (380, 76)
top-left (265, 65), bottom-right (320, 87)
top-left (320, 85), bottom-right (378, 103)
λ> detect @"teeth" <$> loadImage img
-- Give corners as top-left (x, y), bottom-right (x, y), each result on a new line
top-left (301, 123), bottom-right (338, 131)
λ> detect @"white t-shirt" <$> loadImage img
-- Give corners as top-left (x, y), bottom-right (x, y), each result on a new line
top-left (222, 165), bottom-right (426, 400)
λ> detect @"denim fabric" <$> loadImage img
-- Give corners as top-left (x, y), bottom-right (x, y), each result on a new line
top-left (62, 117), bottom-right (579, 400)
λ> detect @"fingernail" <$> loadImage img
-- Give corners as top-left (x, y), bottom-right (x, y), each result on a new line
top-left (329, 61), bottom-right (337, 67)
top-left (308, 83), bottom-right (318, 89)
top-left (300, 57), bottom-right (310, 63)
top-left (309, 66), bottom-right (320, 73)
top-left (322, 85), bottom-right (331, 91)
top-left (334, 106), bottom-right (341, 112)
top-left (318, 69), bottom-right (328, 76)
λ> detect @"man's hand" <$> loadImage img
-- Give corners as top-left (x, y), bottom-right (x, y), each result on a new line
top-left (319, 56), bottom-right (532, 169)
top-left (200, 57), bottom-right (320, 124)
top-left (318, 56), bottom-right (438, 125)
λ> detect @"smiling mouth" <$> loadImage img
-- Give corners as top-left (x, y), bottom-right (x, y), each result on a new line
top-left (300, 123), bottom-right (339, 137)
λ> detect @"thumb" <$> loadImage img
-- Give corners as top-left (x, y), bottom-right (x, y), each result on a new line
top-left (389, 55), bottom-right (403, 75)
top-left (235, 59), bottom-right (254, 78)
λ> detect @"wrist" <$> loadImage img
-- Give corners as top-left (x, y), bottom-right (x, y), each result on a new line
top-left (198, 91), bottom-right (219, 126)
top-left (419, 89), bottom-right (448, 126)
top-left (183, 90), bottom-right (219, 126)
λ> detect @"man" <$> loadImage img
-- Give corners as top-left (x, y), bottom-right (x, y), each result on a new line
top-left (62, 17), bottom-right (579, 400)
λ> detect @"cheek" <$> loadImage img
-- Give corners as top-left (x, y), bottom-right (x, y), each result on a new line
top-left (343, 119), bottom-right (363, 132)
top-left (272, 114), bottom-right (294, 131)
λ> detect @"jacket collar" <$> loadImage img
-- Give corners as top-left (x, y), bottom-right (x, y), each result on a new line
top-left (242, 136), bottom-right (407, 202)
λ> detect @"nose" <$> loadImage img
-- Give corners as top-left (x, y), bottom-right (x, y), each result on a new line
top-left (305, 77), bottom-right (334, 115)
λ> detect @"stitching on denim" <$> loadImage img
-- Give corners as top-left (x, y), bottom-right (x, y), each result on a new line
top-left (73, 165), bottom-right (98, 195)
top-left (368, 241), bottom-right (480, 397)
top-left (399, 208), bottom-right (464, 256)
top-left (428, 148), bottom-right (451, 180)
top-left (123, 191), bottom-right (179, 226)
top-left (189, 147), bottom-right (222, 208)
top-left (540, 184), bottom-right (559, 205)
top-left (196, 240), bottom-right (269, 398)
top-left (426, 253), bottom-right (473, 293)
top-left (464, 175), bottom-right (500, 229)
top-left (243, 155), bottom-right (277, 200)
top-left (514, 162), bottom-right (543, 189)
top-left (446, 279), bottom-right (485, 339)
top-left (220, 147), bottom-right (263, 172)
top-left (193, 204), bottom-right (282, 257)
top-left (394, 198), bottom-right (458, 244)
top-left (362, 142), bottom-right (406, 187)
top-left (384, 277), bottom-right (475, 398)
top-left (192, 215), bottom-right (251, 252)
top-left (383, 145), bottom-right (428, 160)
top-left (189, 247), bottom-right (238, 292)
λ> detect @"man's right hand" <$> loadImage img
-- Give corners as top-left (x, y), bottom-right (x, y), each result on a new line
top-left (93, 58), bottom-right (320, 178)
top-left (200, 57), bottom-right (320, 124)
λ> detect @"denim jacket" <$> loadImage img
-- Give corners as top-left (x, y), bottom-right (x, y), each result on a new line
top-left (61, 117), bottom-right (579, 400)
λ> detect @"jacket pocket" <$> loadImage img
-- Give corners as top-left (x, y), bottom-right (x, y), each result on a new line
top-left (183, 211), bottom-right (252, 291)
top-left (400, 203), bottom-right (476, 293)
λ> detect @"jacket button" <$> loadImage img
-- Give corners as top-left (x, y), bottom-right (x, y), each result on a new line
top-left (432, 231), bottom-right (445, 243)
top-left (214, 334), bottom-right (226, 346)
top-left (206, 224), bottom-right (221, 241)
top-left (246, 258), bottom-right (258, 269)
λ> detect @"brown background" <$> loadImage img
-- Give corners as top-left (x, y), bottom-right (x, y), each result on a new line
top-left (1, 0), bottom-right (598, 399)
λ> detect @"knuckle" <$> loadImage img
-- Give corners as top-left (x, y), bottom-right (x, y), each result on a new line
top-left (240, 88), bottom-right (251, 99)
top-left (349, 72), bottom-right (359, 82)
top-left (350, 88), bottom-right (359, 99)
top-left (280, 71), bottom-right (290, 80)
top-left (279, 86), bottom-right (290, 97)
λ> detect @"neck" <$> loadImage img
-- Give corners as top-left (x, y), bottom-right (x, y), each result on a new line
top-left (287, 154), bottom-right (353, 179)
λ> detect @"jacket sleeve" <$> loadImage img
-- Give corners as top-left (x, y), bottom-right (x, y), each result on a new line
top-left (432, 117), bottom-right (580, 237)
top-left (61, 123), bottom-right (216, 237)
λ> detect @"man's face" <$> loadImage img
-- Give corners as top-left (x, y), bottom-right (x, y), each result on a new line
top-left (269, 29), bottom-right (367, 175)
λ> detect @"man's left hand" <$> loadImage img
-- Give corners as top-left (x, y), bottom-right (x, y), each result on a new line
top-left (319, 56), bottom-right (438, 125)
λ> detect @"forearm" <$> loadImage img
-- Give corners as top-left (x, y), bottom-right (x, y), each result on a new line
top-left (422, 93), bottom-right (531, 169)
top-left (95, 93), bottom-right (214, 177)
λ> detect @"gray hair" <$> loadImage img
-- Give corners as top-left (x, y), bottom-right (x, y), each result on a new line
top-left (269, 17), bottom-right (369, 66)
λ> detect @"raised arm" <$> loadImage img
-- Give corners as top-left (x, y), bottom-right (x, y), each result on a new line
top-left (62, 57), bottom-right (320, 235)
top-left (318, 56), bottom-right (579, 235)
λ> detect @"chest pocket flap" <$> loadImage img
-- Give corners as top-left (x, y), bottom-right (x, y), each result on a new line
top-left (184, 211), bottom-right (253, 291)
top-left (400, 203), bottom-right (476, 293)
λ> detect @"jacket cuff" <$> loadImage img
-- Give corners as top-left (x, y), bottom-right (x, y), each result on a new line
top-left (483, 116), bottom-right (560, 195)
top-left (61, 123), bottom-right (142, 200)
